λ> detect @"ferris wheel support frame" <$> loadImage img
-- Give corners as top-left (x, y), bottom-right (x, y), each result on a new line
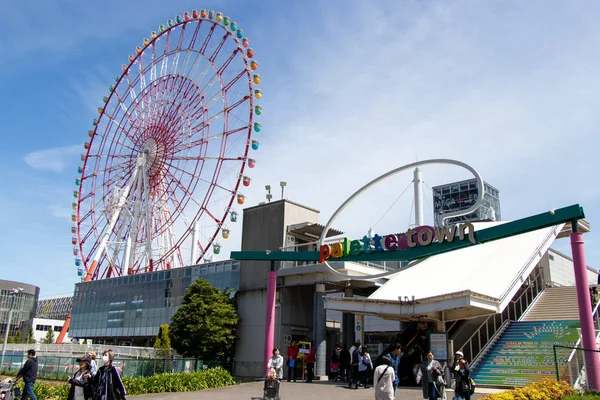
top-left (83, 159), bottom-right (141, 281)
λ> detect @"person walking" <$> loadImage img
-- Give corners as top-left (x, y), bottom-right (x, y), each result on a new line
top-left (91, 349), bottom-right (127, 400)
top-left (416, 352), bottom-right (445, 400)
top-left (348, 340), bottom-right (362, 389)
top-left (454, 359), bottom-right (471, 400)
top-left (374, 356), bottom-right (395, 400)
top-left (16, 349), bottom-right (38, 400)
top-left (387, 342), bottom-right (404, 395)
top-left (267, 348), bottom-right (284, 381)
top-left (357, 346), bottom-right (373, 389)
top-left (286, 341), bottom-right (298, 382)
top-left (340, 344), bottom-right (351, 382)
top-left (67, 356), bottom-right (94, 400)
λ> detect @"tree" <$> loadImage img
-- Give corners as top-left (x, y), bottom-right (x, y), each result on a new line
top-left (26, 328), bottom-right (35, 344)
top-left (154, 324), bottom-right (171, 350)
top-left (43, 327), bottom-right (55, 344)
top-left (170, 278), bottom-right (239, 360)
top-left (13, 329), bottom-right (22, 344)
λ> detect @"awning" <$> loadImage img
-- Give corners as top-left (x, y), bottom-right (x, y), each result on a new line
top-left (286, 223), bottom-right (343, 240)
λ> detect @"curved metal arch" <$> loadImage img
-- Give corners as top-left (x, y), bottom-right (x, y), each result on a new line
top-left (317, 159), bottom-right (484, 280)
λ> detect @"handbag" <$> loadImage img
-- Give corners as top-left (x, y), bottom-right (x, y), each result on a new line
top-left (288, 359), bottom-right (295, 368)
top-left (469, 378), bottom-right (476, 395)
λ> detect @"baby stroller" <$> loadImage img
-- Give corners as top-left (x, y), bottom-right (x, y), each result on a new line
top-left (330, 361), bottom-right (341, 381)
top-left (261, 377), bottom-right (281, 400)
top-left (0, 379), bottom-right (20, 400)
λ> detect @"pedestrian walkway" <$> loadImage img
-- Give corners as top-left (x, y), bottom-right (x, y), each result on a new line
top-left (132, 381), bottom-right (487, 400)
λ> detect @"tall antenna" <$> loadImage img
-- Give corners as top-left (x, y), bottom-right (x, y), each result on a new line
top-left (413, 167), bottom-right (424, 226)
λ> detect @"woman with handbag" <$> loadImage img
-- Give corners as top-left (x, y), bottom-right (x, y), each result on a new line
top-left (416, 352), bottom-right (445, 400)
top-left (374, 356), bottom-right (395, 400)
top-left (67, 356), bottom-right (94, 400)
top-left (357, 346), bottom-right (373, 389)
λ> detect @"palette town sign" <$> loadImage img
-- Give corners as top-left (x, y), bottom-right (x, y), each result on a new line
top-left (319, 223), bottom-right (476, 263)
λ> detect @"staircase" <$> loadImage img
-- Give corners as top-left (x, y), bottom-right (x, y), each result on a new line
top-left (520, 286), bottom-right (580, 321)
top-left (471, 320), bottom-right (581, 387)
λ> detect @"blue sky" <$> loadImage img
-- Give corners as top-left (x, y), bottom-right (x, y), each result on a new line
top-left (1, 0), bottom-right (600, 297)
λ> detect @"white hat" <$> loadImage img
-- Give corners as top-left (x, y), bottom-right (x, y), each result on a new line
top-left (455, 351), bottom-right (464, 356)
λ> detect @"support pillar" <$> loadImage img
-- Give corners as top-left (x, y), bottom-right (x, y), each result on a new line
top-left (355, 314), bottom-right (364, 344)
top-left (571, 224), bottom-right (600, 390)
top-left (264, 261), bottom-right (277, 376)
top-left (342, 288), bottom-right (355, 347)
top-left (314, 283), bottom-right (327, 379)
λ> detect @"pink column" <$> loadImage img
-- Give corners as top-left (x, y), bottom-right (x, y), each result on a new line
top-left (571, 230), bottom-right (600, 390)
top-left (264, 269), bottom-right (277, 376)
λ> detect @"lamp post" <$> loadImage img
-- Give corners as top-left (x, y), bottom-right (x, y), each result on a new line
top-left (1, 288), bottom-right (24, 368)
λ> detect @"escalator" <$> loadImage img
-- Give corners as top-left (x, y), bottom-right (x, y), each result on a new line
top-left (373, 320), bottom-right (433, 385)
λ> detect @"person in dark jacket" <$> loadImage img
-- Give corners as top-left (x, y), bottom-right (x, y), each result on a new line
top-left (348, 340), bottom-right (362, 388)
top-left (454, 359), bottom-right (472, 400)
top-left (340, 344), bottom-right (351, 382)
top-left (16, 349), bottom-right (38, 400)
top-left (91, 349), bottom-right (126, 400)
top-left (67, 356), bottom-right (94, 400)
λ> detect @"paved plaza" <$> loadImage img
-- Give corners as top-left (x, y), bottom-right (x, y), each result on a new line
top-left (133, 381), bottom-right (489, 400)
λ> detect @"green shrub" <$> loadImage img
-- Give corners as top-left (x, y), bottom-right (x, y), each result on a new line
top-left (19, 367), bottom-right (235, 399)
top-left (562, 393), bottom-right (600, 400)
top-left (479, 380), bottom-right (575, 400)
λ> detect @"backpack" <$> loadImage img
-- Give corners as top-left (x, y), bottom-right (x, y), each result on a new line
top-left (469, 378), bottom-right (476, 395)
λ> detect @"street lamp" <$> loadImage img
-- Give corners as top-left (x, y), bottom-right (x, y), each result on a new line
top-left (1, 288), bottom-right (24, 368)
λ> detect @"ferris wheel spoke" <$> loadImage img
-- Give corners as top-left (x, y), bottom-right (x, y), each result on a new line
top-left (199, 24), bottom-right (216, 55)
top-left (108, 91), bottom-right (140, 128)
top-left (102, 113), bottom-right (138, 147)
top-left (160, 30), bottom-right (172, 77)
top-left (81, 159), bottom-right (132, 180)
top-left (150, 43), bottom-right (158, 83)
top-left (167, 161), bottom-right (235, 195)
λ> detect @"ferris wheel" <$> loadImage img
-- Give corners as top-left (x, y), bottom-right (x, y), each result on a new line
top-left (71, 10), bottom-right (262, 281)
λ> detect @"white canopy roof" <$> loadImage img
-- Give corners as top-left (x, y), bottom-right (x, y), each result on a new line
top-left (324, 221), bottom-right (564, 321)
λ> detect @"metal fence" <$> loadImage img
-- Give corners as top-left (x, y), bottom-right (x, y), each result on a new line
top-left (1, 343), bottom-right (164, 359)
top-left (0, 354), bottom-right (235, 380)
top-left (554, 345), bottom-right (600, 392)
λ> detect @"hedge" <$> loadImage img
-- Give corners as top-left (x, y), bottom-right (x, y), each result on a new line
top-left (15, 367), bottom-right (235, 400)
top-left (479, 380), bottom-right (575, 400)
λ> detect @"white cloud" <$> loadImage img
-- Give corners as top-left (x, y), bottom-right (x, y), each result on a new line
top-left (24, 145), bottom-right (82, 172)
top-left (48, 205), bottom-right (74, 220)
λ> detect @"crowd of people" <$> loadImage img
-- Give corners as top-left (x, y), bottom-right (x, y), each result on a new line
top-left (263, 340), bottom-right (475, 400)
top-left (14, 348), bottom-right (127, 400)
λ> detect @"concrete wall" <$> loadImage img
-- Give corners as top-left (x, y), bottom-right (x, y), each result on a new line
top-left (235, 200), bottom-right (320, 378)
top-left (235, 290), bottom-right (268, 378)
top-left (542, 249), bottom-right (598, 287)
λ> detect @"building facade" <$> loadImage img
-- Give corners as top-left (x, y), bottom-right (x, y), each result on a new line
top-left (0, 280), bottom-right (39, 338)
top-left (69, 260), bottom-right (239, 346)
top-left (432, 179), bottom-right (501, 226)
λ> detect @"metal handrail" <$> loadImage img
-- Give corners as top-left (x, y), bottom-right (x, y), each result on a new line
top-left (459, 266), bottom-right (544, 362)
top-left (567, 301), bottom-right (600, 363)
top-left (517, 289), bottom-right (545, 321)
top-left (497, 226), bottom-right (559, 301)
top-left (470, 319), bottom-right (511, 370)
